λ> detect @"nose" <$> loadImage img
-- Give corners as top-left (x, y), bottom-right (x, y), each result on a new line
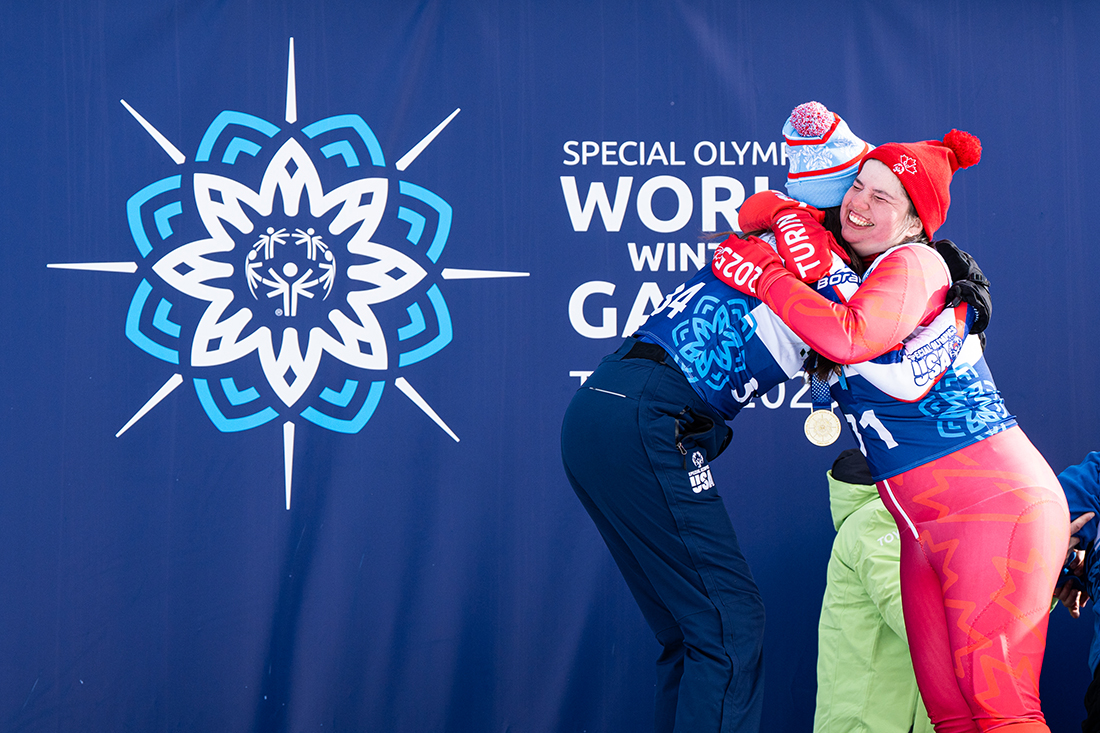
top-left (847, 187), bottom-right (871, 211)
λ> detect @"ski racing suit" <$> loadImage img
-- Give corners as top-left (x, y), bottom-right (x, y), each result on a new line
top-left (712, 233), bottom-right (1068, 733)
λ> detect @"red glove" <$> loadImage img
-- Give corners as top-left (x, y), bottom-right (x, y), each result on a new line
top-left (711, 235), bottom-right (788, 298)
top-left (771, 207), bottom-right (842, 281)
top-left (738, 191), bottom-right (841, 282)
top-left (737, 190), bottom-right (823, 233)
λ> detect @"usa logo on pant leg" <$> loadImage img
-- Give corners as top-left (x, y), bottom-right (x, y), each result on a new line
top-left (688, 450), bottom-right (715, 493)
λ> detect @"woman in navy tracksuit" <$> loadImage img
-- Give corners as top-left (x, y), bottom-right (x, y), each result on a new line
top-left (561, 102), bottom-right (868, 733)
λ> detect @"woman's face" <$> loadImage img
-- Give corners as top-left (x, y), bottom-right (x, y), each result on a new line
top-left (840, 159), bottom-right (924, 258)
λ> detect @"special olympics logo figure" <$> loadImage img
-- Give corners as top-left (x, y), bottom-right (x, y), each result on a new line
top-left (246, 226), bottom-right (336, 317)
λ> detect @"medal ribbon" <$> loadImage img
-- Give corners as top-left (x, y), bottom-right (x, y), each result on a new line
top-left (809, 373), bottom-right (832, 412)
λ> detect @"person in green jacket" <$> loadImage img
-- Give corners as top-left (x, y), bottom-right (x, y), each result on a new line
top-left (814, 449), bottom-right (933, 733)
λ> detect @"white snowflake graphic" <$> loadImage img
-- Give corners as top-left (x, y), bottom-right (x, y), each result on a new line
top-left (47, 38), bottom-right (530, 507)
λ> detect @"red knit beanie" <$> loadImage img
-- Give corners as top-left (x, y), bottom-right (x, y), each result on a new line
top-left (860, 129), bottom-right (981, 239)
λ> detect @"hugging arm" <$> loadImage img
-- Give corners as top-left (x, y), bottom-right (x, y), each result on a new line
top-left (714, 239), bottom-right (947, 364)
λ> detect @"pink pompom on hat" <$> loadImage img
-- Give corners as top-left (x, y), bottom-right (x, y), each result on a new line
top-left (783, 101), bottom-right (872, 209)
top-left (860, 130), bottom-right (982, 240)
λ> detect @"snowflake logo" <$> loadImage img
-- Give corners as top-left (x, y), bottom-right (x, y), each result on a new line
top-left (892, 155), bottom-right (918, 176)
top-left (919, 364), bottom-right (1009, 439)
top-left (790, 144), bottom-right (834, 172)
top-left (48, 38), bottom-right (528, 507)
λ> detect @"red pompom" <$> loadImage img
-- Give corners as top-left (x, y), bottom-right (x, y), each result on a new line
top-left (789, 101), bottom-right (834, 137)
top-left (943, 129), bottom-right (982, 169)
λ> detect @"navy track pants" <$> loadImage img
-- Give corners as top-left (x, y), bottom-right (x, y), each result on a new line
top-left (561, 339), bottom-right (765, 733)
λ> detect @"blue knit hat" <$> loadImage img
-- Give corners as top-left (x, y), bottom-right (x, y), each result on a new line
top-left (783, 102), bottom-right (872, 208)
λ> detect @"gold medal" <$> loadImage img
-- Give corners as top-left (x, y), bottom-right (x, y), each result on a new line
top-left (804, 409), bottom-right (841, 446)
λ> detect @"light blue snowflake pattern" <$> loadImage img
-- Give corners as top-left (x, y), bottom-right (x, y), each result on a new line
top-left (670, 295), bottom-right (755, 391)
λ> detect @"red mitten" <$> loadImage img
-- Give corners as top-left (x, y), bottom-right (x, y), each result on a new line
top-left (711, 235), bottom-right (788, 298)
top-left (770, 207), bottom-right (843, 282)
top-left (737, 190), bottom-right (824, 233)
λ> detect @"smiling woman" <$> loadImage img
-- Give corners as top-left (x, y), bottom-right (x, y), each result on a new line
top-left (839, 159), bottom-right (925, 258)
top-left (712, 131), bottom-right (1070, 733)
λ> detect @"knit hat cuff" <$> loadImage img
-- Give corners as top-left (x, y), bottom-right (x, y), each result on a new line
top-left (785, 168), bottom-right (859, 209)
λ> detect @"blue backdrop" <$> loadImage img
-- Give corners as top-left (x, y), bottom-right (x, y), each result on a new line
top-left (2, 1), bottom-right (1098, 731)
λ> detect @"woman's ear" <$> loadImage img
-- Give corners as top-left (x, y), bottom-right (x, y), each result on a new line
top-left (905, 216), bottom-right (924, 240)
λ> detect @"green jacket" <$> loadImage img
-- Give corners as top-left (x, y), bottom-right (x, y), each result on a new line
top-left (813, 469), bottom-right (934, 733)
